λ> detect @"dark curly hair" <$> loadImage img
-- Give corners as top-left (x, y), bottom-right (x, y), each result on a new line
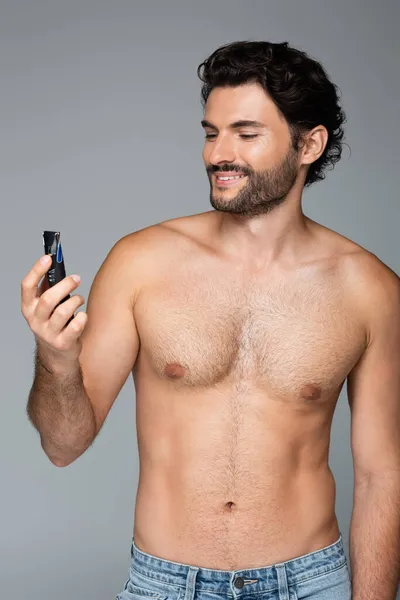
top-left (197, 41), bottom-right (347, 188)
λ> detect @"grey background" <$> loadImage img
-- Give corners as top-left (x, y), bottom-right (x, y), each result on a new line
top-left (1, 1), bottom-right (399, 598)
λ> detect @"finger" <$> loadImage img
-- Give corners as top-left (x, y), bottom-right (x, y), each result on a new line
top-left (48, 295), bottom-right (86, 333)
top-left (37, 274), bottom-right (50, 297)
top-left (21, 255), bottom-right (52, 310)
top-left (35, 274), bottom-right (81, 323)
top-left (56, 311), bottom-right (88, 349)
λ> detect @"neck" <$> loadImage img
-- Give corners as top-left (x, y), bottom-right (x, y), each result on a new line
top-left (216, 191), bottom-right (311, 268)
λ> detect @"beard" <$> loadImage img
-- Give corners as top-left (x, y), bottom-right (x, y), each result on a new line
top-left (207, 145), bottom-right (300, 217)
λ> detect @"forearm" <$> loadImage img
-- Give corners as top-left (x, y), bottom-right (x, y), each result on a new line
top-left (350, 476), bottom-right (400, 600)
top-left (27, 344), bottom-right (96, 466)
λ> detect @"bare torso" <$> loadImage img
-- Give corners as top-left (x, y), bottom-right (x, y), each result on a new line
top-left (130, 211), bottom-right (366, 569)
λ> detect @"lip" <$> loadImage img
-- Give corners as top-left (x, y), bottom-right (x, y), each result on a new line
top-left (214, 173), bottom-right (247, 187)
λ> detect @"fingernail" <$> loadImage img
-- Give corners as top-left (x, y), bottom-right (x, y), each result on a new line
top-left (71, 275), bottom-right (81, 283)
top-left (40, 255), bottom-right (50, 265)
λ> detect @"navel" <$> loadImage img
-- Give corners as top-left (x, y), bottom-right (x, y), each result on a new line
top-left (299, 384), bottom-right (322, 401)
top-left (223, 501), bottom-right (237, 513)
top-left (164, 362), bottom-right (187, 379)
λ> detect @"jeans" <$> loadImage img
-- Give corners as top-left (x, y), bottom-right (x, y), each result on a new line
top-left (116, 533), bottom-right (352, 600)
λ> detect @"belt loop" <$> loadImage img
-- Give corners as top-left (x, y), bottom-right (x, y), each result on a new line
top-left (275, 563), bottom-right (289, 600)
top-left (184, 566), bottom-right (199, 600)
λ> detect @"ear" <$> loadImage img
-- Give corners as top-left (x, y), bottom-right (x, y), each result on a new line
top-left (300, 126), bottom-right (329, 165)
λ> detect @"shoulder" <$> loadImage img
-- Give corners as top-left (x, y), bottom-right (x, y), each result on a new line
top-left (311, 219), bottom-right (399, 301)
top-left (102, 212), bottom-right (213, 299)
top-left (309, 220), bottom-right (399, 342)
top-left (340, 245), bottom-right (400, 343)
top-left (340, 245), bottom-right (399, 303)
top-left (114, 211), bottom-right (215, 258)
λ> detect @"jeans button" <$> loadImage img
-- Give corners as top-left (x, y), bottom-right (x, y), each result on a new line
top-left (234, 577), bottom-right (244, 589)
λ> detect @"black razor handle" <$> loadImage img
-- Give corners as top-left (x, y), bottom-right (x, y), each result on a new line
top-left (42, 231), bottom-right (73, 324)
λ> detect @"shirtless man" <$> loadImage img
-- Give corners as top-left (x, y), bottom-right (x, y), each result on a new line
top-left (21, 41), bottom-right (400, 600)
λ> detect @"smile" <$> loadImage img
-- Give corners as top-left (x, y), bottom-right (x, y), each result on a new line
top-left (214, 174), bottom-right (247, 187)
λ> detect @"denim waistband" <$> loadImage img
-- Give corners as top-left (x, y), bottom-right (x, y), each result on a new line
top-left (130, 534), bottom-right (346, 593)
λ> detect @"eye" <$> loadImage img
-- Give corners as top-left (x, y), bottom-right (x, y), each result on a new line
top-left (204, 133), bottom-right (258, 140)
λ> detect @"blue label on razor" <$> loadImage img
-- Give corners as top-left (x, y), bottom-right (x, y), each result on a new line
top-left (57, 242), bottom-right (63, 263)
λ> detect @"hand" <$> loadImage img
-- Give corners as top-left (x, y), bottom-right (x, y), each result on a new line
top-left (21, 255), bottom-right (88, 363)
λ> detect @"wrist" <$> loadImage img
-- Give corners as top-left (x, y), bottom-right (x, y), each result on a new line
top-left (36, 343), bottom-right (81, 377)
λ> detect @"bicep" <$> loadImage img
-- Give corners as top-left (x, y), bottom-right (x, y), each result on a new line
top-left (78, 237), bottom-right (140, 435)
top-left (347, 268), bottom-right (400, 483)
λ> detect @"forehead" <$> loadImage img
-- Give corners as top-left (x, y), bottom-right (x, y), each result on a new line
top-left (204, 83), bottom-right (284, 127)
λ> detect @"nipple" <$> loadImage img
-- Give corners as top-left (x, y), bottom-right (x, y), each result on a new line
top-left (300, 384), bottom-right (322, 401)
top-left (164, 363), bottom-right (187, 379)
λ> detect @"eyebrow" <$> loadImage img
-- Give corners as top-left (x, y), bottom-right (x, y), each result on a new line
top-left (201, 119), bottom-right (267, 130)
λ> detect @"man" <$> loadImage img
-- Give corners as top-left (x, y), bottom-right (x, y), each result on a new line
top-left (21, 41), bottom-right (400, 600)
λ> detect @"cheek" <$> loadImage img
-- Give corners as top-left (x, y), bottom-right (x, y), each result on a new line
top-left (246, 138), bottom-right (279, 168)
top-left (244, 145), bottom-right (270, 168)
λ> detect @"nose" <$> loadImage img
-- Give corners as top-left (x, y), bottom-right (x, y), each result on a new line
top-left (208, 134), bottom-right (236, 166)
